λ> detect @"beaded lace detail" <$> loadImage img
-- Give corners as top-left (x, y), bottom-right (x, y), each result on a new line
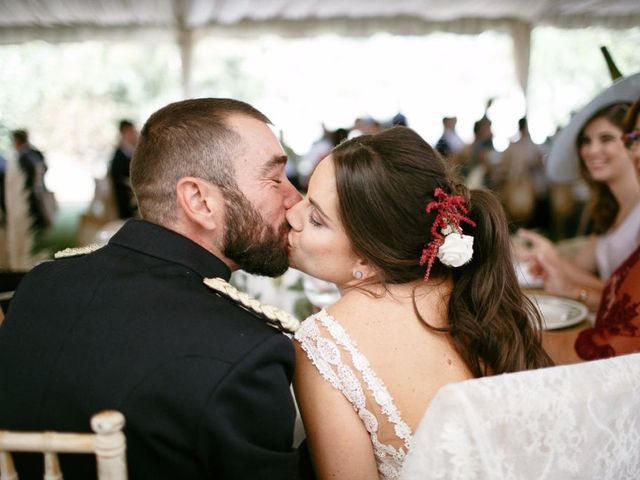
top-left (295, 310), bottom-right (413, 479)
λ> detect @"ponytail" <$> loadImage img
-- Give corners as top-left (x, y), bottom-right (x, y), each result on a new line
top-left (447, 188), bottom-right (553, 376)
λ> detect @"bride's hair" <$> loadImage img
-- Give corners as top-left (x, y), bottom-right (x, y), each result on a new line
top-left (330, 126), bottom-right (553, 376)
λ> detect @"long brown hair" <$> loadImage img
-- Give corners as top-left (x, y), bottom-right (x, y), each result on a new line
top-left (577, 103), bottom-right (629, 234)
top-left (331, 126), bottom-right (553, 377)
top-left (623, 98), bottom-right (640, 134)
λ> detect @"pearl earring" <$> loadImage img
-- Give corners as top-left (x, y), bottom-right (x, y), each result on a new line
top-left (354, 271), bottom-right (363, 280)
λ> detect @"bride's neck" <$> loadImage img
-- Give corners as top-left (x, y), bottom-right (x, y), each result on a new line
top-left (340, 276), bottom-right (453, 305)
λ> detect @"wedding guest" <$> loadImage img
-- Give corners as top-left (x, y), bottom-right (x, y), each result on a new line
top-left (109, 119), bottom-right (139, 219)
top-left (459, 116), bottom-right (496, 188)
top-left (435, 116), bottom-right (465, 159)
top-left (0, 99), bottom-right (302, 479)
top-left (11, 129), bottom-right (51, 232)
top-left (287, 126), bottom-right (552, 479)
top-left (499, 117), bottom-right (547, 227)
top-left (518, 102), bottom-right (640, 311)
top-left (543, 96), bottom-right (640, 364)
top-left (0, 153), bottom-right (6, 218)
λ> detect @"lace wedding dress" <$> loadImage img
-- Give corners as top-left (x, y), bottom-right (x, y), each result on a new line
top-left (401, 352), bottom-right (640, 480)
top-left (295, 310), bottom-right (414, 479)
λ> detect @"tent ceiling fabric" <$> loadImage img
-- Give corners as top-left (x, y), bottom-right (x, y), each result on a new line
top-left (0, 0), bottom-right (639, 45)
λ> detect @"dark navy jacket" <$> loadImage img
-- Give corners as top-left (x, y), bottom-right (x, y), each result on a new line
top-left (0, 219), bottom-right (298, 479)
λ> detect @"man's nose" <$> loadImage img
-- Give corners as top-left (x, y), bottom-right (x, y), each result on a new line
top-left (283, 178), bottom-right (303, 209)
top-left (285, 198), bottom-right (303, 232)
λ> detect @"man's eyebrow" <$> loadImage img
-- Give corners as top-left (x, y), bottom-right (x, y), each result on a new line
top-left (260, 154), bottom-right (288, 176)
top-left (309, 197), bottom-right (331, 223)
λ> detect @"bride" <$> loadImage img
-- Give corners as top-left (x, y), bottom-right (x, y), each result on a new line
top-left (286, 126), bottom-right (553, 479)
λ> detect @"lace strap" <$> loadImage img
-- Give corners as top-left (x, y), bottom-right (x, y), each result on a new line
top-left (315, 310), bottom-right (413, 450)
top-left (295, 312), bottom-right (412, 478)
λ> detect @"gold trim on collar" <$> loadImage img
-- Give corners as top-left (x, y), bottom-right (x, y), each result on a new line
top-left (203, 277), bottom-right (301, 333)
top-left (54, 244), bottom-right (104, 259)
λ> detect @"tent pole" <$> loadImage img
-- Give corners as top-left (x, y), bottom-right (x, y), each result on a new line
top-left (510, 20), bottom-right (532, 113)
top-left (175, 0), bottom-right (193, 98)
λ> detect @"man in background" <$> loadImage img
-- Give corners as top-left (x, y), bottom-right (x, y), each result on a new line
top-left (109, 119), bottom-right (138, 219)
top-left (12, 129), bottom-right (51, 232)
top-left (435, 116), bottom-right (465, 159)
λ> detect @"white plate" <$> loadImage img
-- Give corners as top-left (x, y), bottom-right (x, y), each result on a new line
top-left (528, 294), bottom-right (588, 330)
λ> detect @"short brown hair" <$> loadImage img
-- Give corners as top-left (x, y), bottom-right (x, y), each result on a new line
top-left (12, 129), bottom-right (29, 145)
top-left (130, 98), bottom-right (271, 224)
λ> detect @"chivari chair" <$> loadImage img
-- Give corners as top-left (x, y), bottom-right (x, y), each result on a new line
top-left (0, 410), bottom-right (127, 480)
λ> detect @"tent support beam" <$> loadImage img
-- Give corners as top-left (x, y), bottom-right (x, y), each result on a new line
top-left (175, 0), bottom-right (193, 98)
top-left (510, 20), bottom-right (532, 111)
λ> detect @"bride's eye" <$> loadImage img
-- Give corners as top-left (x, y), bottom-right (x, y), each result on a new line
top-left (308, 211), bottom-right (322, 227)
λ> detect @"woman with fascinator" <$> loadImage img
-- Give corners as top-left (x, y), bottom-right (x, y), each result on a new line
top-left (286, 126), bottom-right (553, 479)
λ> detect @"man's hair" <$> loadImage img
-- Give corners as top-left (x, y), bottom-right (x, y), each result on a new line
top-left (130, 98), bottom-right (271, 224)
top-left (118, 120), bottom-right (134, 133)
top-left (12, 129), bottom-right (29, 145)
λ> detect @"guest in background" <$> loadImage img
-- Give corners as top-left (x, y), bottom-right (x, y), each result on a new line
top-left (11, 129), bottom-right (51, 233)
top-left (298, 125), bottom-right (350, 190)
top-left (519, 103), bottom-right (640, 311)
top-left (543, 97), bottom-right (640, 364)
top-left (109, 119), bottom-right (138, 219)
top-left (352, 116), bottom-right (382, 136)
top-left (0, 153), bottom-right (6, 220)
top-left (435, 116), bottom-right (465, 160)
top-left (460, 116), bottom-right (496, 189)
top-left (389, 112), bottom-right (408, 127)
top-left (500, 117), bottom-right (548, 228)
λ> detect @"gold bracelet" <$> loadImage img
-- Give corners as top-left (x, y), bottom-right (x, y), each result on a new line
top-left (577, 288), bottom-right (589, 304)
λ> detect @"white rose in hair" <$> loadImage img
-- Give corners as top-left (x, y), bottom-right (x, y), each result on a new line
top-left (437, 233), bottom-right (474, 267)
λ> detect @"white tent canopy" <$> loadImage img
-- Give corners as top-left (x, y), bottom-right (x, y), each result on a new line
top-left (2, 0), bottom-right (639, 96)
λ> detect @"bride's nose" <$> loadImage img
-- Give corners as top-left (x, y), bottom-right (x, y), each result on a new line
top-left (286, 201), bottom-right (304, 232)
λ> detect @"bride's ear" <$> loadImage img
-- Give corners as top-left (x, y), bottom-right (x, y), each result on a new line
top-left (352, 258), bottom-right (376, 281)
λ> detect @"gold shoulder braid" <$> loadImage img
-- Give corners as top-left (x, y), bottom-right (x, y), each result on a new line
top-left (203, 277), bottom-right (301, 334)
top-left (54, 244), bottom-right (104, 259)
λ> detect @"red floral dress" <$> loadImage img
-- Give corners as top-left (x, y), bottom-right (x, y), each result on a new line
top-left (575, 245), bottom-right (640, 360)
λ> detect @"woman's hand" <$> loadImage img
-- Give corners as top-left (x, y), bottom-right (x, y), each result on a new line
top-left (534, 253), bottom-right (580, 299)
top-left (515, 229), bottom-right (560, 264)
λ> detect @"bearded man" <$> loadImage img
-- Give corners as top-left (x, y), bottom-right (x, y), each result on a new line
top-left (0, 99), bottom-right (303, 479)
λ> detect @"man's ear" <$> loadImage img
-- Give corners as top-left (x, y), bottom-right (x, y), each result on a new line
top-left (175, 177), bottom-right (223, 231)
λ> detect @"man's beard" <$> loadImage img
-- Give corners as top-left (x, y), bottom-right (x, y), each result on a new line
top-left (222, 189), bottom-right (290, 277)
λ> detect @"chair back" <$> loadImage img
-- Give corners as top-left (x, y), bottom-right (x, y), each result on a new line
top-left (401, 353), bottom-right (640, 479)
top-left (0, 410), bottom-right (127, 480)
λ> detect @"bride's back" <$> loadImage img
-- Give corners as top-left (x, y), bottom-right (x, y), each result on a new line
top-left (327, 282), bottom-right (473, 448)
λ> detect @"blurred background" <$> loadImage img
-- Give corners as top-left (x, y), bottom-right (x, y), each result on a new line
top-left (0, 0), bottom-right (639, 260)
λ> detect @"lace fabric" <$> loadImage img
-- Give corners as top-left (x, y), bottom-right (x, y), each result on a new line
top-left (401, 353), bottom-right (640, 480)
top-left (576, 243), bottom-right (640, 360)
top-left (295, 310), bottom-right (413, 479)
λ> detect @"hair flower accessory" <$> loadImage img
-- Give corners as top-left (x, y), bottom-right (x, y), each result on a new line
top-left (419, 187), bottom-right (476, 281)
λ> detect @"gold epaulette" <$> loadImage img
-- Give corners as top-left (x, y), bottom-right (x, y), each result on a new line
top-left (203, 277), bottom-right (301, 334)
top-left (54, 244), bottom-right (104, 259)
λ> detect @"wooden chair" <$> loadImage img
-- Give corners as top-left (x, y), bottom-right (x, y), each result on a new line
top-left (0, 410), bottom-right (127, 480)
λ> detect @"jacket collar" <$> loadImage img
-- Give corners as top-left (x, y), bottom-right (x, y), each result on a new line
top-left (109, 219), bottom-right (231, 281)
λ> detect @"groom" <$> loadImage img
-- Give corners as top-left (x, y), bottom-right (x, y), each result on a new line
top-left (0, 99), bottom-right (303, 479)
